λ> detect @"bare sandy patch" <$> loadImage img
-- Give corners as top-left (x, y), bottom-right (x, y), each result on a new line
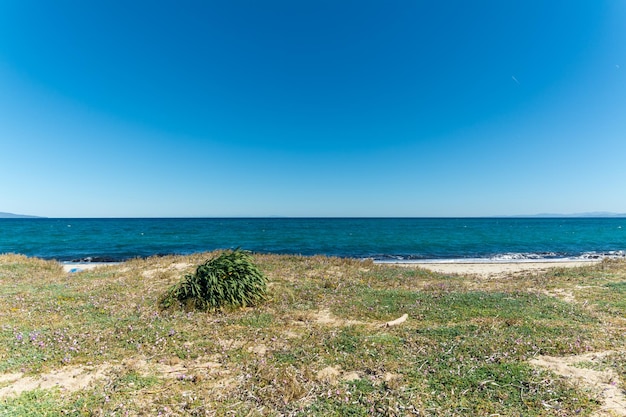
top-left (0, 355), bottom-right (231, 399)
top-left (309, 309), bottom-right (366, 327)
top-left (0, 373), bottom-right (22, 385)
top-left (541, 288), bottom-right (577, 303)
top-left (248, 344), bottom-right (268, 356)
top-left (217, 338), bottom-right (245, 350)
top-left (316, 365), bottom-right (341, 382)
top-left (0, 364), bottom-right (111, 398)
top-left (391, 260), bottom-right (599, 279)
top-left (293, 309), bottom-right (407, 329)
top-left (530, 351), bottom-right (626, 416)
top-left (315, 366), bottom-right (361, 383)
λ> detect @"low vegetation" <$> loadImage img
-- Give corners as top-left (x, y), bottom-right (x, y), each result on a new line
top-left (0, 253), bottom-right (625, 416)
top-left (160, 249), bottom-right (268, 311)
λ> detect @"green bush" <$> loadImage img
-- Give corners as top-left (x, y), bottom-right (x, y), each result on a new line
top-left (161, 249), bottom-right (268, 311)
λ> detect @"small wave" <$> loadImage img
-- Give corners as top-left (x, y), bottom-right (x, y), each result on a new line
top-left (373, 251), bottom-right (626, 264)
top-left (490, 252), bottom-right (563, 261)
top-left (579, 250), bottom-right (626, 260)
top-left (69, 256), bottom-right (123, 263)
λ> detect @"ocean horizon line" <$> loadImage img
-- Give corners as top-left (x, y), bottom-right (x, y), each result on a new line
top-left (3, 213), bottom-right (626, 220)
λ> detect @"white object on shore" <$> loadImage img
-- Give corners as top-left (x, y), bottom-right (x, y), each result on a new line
top-left (382, 314), bottom-right (408, 327)
top-left (62, 263), bottom-right (114, 273)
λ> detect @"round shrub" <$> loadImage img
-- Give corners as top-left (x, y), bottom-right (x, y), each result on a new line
top-left (161, 249), bottom-right (268, 311)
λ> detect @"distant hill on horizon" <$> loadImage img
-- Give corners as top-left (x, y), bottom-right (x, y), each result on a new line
top-left (0, 212), bottom-right (44, 219)
top-left (508, 212), bottom-right (626, 218)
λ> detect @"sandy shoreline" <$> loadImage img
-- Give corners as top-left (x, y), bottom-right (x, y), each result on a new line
top-left (386, 260), bottom-right (601, 277)
top-left (61, 259), bottom-right (603, 277)
top-left (62, 263), bottom-right (118, 273)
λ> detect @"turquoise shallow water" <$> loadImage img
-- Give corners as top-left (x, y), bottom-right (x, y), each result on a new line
top-left (0, 218), bottom-right (625, 262)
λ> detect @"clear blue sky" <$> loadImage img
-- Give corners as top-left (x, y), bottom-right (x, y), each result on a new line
top-left (1, 1), bottom-right (625, 217)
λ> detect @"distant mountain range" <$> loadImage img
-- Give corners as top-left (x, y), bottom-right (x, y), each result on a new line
top-left (0, 212), bottom-right (44, 218)
top-left (507, 212), bottom-right (626, 218)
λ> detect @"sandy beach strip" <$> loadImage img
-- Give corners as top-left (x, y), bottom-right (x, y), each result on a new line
top-left (379, 260), bottom-right (601, 278)
top-left (62, 263), bottom-right (118, 273)
top-left (61, 259), bottom-right (603, 276)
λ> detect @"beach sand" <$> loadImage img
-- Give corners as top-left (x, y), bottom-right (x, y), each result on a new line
top-left (62, 263), bottom-right (116, 273)
top-left (63, 260), bottom-right (603, 277)
top-left (389, 260), bottom-right (601, 278)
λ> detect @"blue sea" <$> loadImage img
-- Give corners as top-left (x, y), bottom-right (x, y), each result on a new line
top-left (1, 218), bottom-right (625, 264)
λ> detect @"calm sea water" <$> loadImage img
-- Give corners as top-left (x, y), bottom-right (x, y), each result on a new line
top-left (1, 218), bottom-right (625, 263)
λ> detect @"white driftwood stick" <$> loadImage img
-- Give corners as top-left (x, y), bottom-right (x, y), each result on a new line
top-left (383, 314), bottom-right (408, 327)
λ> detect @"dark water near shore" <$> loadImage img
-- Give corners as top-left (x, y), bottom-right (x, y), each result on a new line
top-left (1, 218), bottom-right (625, 263)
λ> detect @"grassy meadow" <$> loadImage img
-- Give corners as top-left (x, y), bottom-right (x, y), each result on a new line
top-left (0, 253), bottom-right (625, 416)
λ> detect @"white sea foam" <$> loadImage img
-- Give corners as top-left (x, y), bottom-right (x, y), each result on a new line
top-left (373, 251), bottom-right (626, 264)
